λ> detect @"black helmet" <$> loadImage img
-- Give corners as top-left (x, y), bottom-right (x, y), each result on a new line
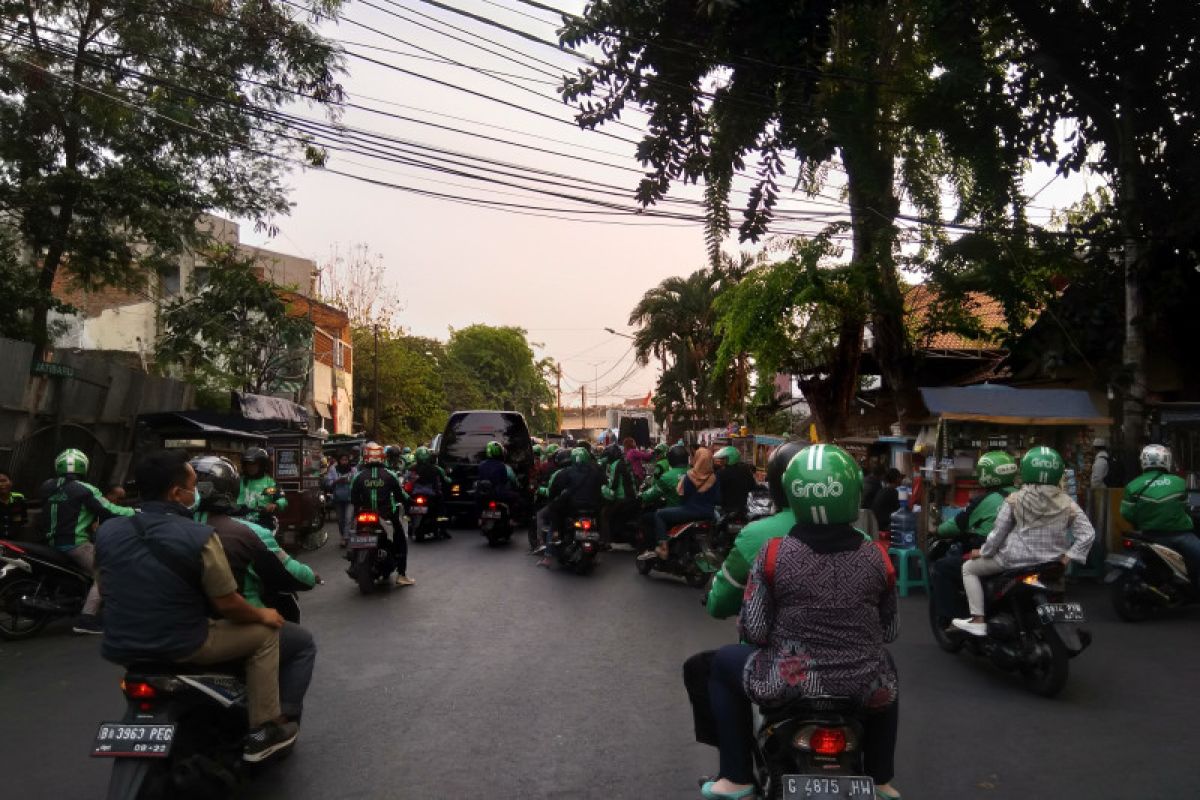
top-left (190, 456), bottom-right (241, 510)
top-left (604, 444), bottom-right (623, 463)
top-left (667, 444), bottom-right (689, 468)
top-left (553, 449), bottom-right (573, 468)
top-left (766, 441), bottom-right (806, 511)
top-left (384, 445), bottom-right (402, 461)
top-left (242, 447), bottom-right (270, 467)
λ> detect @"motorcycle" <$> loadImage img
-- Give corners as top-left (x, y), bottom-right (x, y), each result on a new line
top-left (749, 695), bottom-right (876, 800)
top-left (405, 484), bottom-right (446, 542)
top-left (927, 538), bottom-right (1090, 697)
top-left (93, 662), bottom-right (253, 800)
top-left (475, 480), bottom-right (513, 547)
top-left (635, 512), bottom-right (729, 589)
top-left (0, 538), bottom-right (91, 640)
top-left (1106, 533), bottom-right (1199, 621)
top-left (552, 511), bottom-right (602, 575)
top-left (344, 510), bottom-right (395, 595)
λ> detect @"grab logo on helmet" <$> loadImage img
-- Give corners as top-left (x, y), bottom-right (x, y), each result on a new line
top-left (1029, 456), bottom-right (1058, 469)
top-left (789, 475), bottom-right (845, 500)
top-left (995, 463), bottom-right (1018, 476)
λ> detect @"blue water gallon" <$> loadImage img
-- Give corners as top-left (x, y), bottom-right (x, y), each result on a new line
top-left (889, 502), bottom-right (918, 549)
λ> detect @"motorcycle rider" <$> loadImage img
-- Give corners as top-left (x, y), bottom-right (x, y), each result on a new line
top-left (636, 444), bottom-right (690, 549)
top-left (0, 469), bottom-right (29, 538)
top-left (351, 442), bottom-right (414, 586)
top-left (385, 445), bottom-right (406, 476)
top-left (38, 448), bottom-right (135, 635)
top-left (238, 447), bottom-right (287, 527)
top-left (410, 445), bottom-right (451, 538)
top-left (95, 449), bottom-right (296, 763)
top-left (930, 451), bottom-right (1018, 620)
top-left (952, 446), bottom-right (1096, 636)
top-left (642, 447), bottom-right (721, 562)
top-left (533, 448), bottom-right (574, 552)
top-left (651, 443), bottom-right (670, 479)
top-left (190, 456), bottom-right (318, 723)
top-left (713, 446), bottom-right (757, 519)
top-left (601, 442), bottom-right (638, 544)
top-left (536, 447), bottom-right (604, 567)
top-left (477, 440), bottom-right (520, 513)
top-left (1121, 444), bottom-right (1200, 590)
top-left (701, 444), bottom-right (901, 799)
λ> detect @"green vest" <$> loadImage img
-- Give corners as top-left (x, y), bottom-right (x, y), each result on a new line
top-left (1121, 471), bottom-right (1193, 533)
top-left (238, 475), bottom-right (287, 512)
top-left (640, 466), bottom-right (687, 507)
top-left (706, 510), bottom-right (796, 619)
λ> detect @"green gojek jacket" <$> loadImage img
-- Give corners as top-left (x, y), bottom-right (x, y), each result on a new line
top-left (40, 477), bottom-right (135, 549)
top-left (706, 510), bottom-right (796, 619)
top-left (1121, 471), bottom-right (1194, 533)
top-left (601, 458), bottom-right (636, 502)
top-left (537, 468), bottom-right (570, 500)
top-left (237, 475), bottom-right (288, 513)
top-left (935, 488), bottom-right (1015, 538)
top-left (639, 466), bottom-right (687, 507)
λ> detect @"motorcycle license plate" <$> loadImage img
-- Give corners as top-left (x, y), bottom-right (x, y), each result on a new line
top-left (783, 775), bottom-right (875, 799)
top-left (1037, 602), bottom-right (1085, 623)
top-left (481, 510), bottom-right (502, 519)
top-left (409, 506), bottom-right (428, 515)
top-left (347, 533), bottom-right (378, 549)
top-left (92, 722), bottom-right (175, 758)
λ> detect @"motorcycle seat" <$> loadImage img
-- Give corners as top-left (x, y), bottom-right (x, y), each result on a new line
top-left (124, 660), bottom-right (245, 677)
top-left (993, 560), bottom-right (1065, 581)
top-left (759, 695), bottom-right (858, 724)
top-left (668, 519), bottom-right (711, 537)
top-left (13, 541), bottom-right (89, 573)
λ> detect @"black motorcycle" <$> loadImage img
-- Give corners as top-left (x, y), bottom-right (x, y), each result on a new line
top-left (345, 511), bottom-right (395, 595)
top-left (1106, 533), bottom-right (1199, 621)
top-left (553, 511), bottom-right (602, 575)
top-left (635, 513), bottom-right (723, 589)
top-left (750, 695), bottom-right (876, 800)
top-left (93, 662), bottom-right (253, 800)
top-left (928, 538), bottom-right (1090, 697)
top-left (0, 538), bottom-right (91, 640)
top-left (405, 485), bottom-right (446, 542)
top-left (475, 481), bottom-right (513, 547)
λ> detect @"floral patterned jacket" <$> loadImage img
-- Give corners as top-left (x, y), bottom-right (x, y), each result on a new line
top-left (738, 526), bottom-right (899, 710)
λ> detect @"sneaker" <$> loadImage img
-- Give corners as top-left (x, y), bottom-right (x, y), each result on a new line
top-left (243, 720), bottom-right (299, 763)
top-left (636, 550), bottom-right (658, 562)
top-left (951, 618), bottom-right (987, 637)
top-left (536, 557), bottom-right (552, 568)
top-left (531, 545), bottom-right (547, 555)
top-left (394, 574), bottom-right (415, 587)
top-left (72, 614), bottom-right (102, 635)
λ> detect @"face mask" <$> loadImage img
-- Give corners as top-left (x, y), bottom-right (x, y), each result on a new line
top-left (187, 488), bottom-right (201, 513)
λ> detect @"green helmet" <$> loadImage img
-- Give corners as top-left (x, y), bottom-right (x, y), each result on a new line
top-left (533, 444), bottom-right (544, 458)
top-left (782, 444), bottom-right (863, 525)
top-left (545, 444), bottom-right (559, 456)
top-left (485, 441), bottom-right (504, 459)
top-left (55, 448), bottom-right (89, 477)
top-left (1020, 446), bottom-right (1065, 486)
top-left (653, 443), bottom-right (668, 459)
top-left (414, 446), bottom-right (432, 463)
top-left (571, 446), bottom-right (589, 465)
top-left (976, 451), bottom-right (1018, 489)
top-left (714, 446), bottom-right (740, 466)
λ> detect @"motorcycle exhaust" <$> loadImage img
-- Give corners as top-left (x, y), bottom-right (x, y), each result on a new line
top-left (20, 595), bottom-right (69, 614)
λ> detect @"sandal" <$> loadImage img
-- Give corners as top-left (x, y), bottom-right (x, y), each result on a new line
top-left (700, 780), bottom-right (757, 799)
top-left (875, 787), bottom-right (902, 800)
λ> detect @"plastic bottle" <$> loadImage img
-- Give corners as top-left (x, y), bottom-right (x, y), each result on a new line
top-left (889, 496), bottom-right (918, 549)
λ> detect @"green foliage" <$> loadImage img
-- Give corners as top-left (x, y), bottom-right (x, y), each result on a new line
top-left (156, 247), bottom-right (314, 397)
top-left (445, 325), bottom-right (557, 432)
top-left (0, 0), bottom-right (344, 348)
top-left (0, 226), bottom-right (73, 342)
top-left (352, 330), bottom-right (458, 445)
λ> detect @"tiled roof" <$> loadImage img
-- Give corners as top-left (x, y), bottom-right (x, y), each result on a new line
top-left (904, 283), bottom-right (1007, 352)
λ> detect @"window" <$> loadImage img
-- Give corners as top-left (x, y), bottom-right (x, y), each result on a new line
top-left (334, 340), bottom-right (345, 369)
top-left (160, 265), bottom-right (181, 297)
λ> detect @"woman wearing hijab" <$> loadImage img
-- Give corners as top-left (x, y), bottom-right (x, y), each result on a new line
top-left (647, 447), bottom-right (721, 560)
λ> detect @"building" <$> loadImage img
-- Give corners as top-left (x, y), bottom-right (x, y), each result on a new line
top-left (50, 214), bottom-right (354, 433)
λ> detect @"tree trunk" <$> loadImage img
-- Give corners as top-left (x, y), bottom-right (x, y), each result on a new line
top-left (1116, 113), bottom-right (1147, 453)
top-left (799, 312), bottom-right (865, 439)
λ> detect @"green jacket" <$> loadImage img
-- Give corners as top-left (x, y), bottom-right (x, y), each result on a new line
top-left (537, 468), bottom-right (569, 500)
top-left (238, 475), bottom-right (287, 513)
top-left (652, 458), bottom-right (669, 479)
top-left (602, 458), bottom-right (636, 502)
top-left (1121, 470), bottom-right (1193, 533)
top-left (640, 466), bottom-right (687, 507)
top-left (706, 510), bottom-right (796, 619)
top-left (936, 488), bottom-right (1014, 538)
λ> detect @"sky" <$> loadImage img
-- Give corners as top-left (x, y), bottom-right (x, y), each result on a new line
top-left (239, 0), bottom-right (1093, 407)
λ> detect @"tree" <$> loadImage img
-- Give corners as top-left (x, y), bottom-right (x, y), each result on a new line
top-left (444, 325), bottom-right (557, 433)
top-left (157, 247), bottom-right (314, 399)
top-left (562, 1), bottom-right (1033, 426)
top-left (351, 329), bottom-right (456, 445)
top-left (0, 1), bottom-right (344, 352)
top-left (318, 243), bottom-right (405, 330)
top-left (0, 226), bottom-right (73, 342)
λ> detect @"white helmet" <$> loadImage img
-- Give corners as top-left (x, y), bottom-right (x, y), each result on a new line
top-left (1140, 444), bottom-right (1172, 472)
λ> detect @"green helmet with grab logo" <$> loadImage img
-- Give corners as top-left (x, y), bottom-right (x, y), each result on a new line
top-left (414, 446), bottom-right (432, 464)
top-left (571, 447), bottom-right (589, 465)
top-left (714, 446), bottom-right (740, 466)
top-left (55, 448), bottom-right (89, 477)
top-left (783, 444), bottom-right (862, 525)
top-left (485, 441), bottom-right (504, 459)
top-left (1020, 446), bottom-right (1065, 486)
top-left (976, 451), bottom-right (1018, 489)
top-left (653, 443), bottom-right (668, 459)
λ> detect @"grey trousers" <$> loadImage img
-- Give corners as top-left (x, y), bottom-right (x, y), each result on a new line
top-left (279, 621), bottom-right (317, 720)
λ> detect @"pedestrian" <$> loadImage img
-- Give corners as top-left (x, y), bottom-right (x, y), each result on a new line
top-left (326, 451), bottom-right (356, 547)
top-left (861, 462), bottom-right (885, 509)
top-left (871, 468), bottom-right (903, 531)
top-left (1090, 438), bottom-right (1111, 489)
top-left (0, 470), bottom-right (29, 539)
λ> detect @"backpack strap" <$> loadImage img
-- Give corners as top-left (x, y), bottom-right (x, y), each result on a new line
top-left (874, 539), bottom-right (897, 589)
top-left (763, 536), bottom-right (782, 589)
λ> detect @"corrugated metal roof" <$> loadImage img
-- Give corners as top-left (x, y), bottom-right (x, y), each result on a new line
top-left (920, 385), bottom-right (1110, 425)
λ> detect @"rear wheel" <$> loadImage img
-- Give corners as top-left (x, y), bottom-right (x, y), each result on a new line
top-left (928, 594), bottom-right (964, 653)
top-left (1110, 573), bottom-right (1154, 622)
top-left (0, 577), bottom-right (52, 640)
top-left (635, 556), bottom-right (653, 576)
top-left (352, 551), bottom-right (375, 595)
top-left (1022, 629), bottom-right (1069, 697)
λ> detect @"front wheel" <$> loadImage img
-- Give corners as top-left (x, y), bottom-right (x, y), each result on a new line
top-left (0, 577), bottom-right (52, 640)
top-left (1110, 572), bottom-right (1154, 622)
top-left (928, 594), bottom-right (964, 653)
top-left (1022, 629), bottom-right (1069, 697)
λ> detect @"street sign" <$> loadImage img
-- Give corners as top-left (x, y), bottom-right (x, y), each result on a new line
top-left (31, 361), bottom-right (75, 378)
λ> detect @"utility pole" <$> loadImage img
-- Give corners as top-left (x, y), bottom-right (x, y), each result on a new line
top-left (582, 383), bottom-right (587, 431)
top-left (555, 362), bottom-right (563, 434)
top-left (372, 324), bottom-right (380, 441)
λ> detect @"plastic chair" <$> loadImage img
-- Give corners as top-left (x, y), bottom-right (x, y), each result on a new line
top-left (887, 546), bottom-right (929, 597)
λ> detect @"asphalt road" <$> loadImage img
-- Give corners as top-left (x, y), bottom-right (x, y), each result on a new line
top-left (2, 521), bottom-right (1198, 799)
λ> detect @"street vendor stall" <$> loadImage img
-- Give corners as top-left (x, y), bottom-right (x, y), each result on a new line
top-left (916, 385), bottom-right (1112, 567)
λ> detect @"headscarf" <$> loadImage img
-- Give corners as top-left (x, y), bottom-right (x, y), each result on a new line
top-left (682, 447), bottom-right (716, 493)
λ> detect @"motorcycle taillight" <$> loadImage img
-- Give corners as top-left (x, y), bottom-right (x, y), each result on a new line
top-left (0, 539), bottom-right (25, 554)
top-left (810, 728), bottom-right (847, 755)
top-left (122, 680), bottom-right (157, 700)
top-left (356, 512), bottom-right (379, 525)
top-left (416, 496), bottom-right (427, 506)
top-left (488, 501), bottom-right (497, 510)
top-left (1123, 538), bottom-right (1136, 550)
